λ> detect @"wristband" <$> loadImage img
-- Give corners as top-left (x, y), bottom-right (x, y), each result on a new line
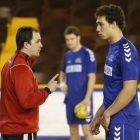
top-left (87, 106), bottom-right (90, 113)
top-left (60, 82), bottom-right (66, 87)
top-left (44, 87), bottom-right (52, 94)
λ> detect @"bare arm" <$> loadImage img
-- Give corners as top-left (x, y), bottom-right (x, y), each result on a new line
top-left (101, 80), bottom-right (137, 131)
top-left (59, 71), bottom-right (67, 83)
top-left (85, 73), bottom-right (96, 99)
top-left (95, 103), bottom-right (105, 118)
top-left (90, 103), bottom-right (104, 135)
top-left (80, 73), bottom-right (96, 111)
top-left (104, 80), bottom-right (137, 117)
top-left (59, 71), bottom-right (68, 94)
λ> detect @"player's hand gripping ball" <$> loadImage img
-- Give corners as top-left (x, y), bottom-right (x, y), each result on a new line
top-left (74, 104), bottom-right (89, 119)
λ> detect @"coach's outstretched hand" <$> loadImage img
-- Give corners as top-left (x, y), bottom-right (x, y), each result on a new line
top-left (47, 74), bottom-right (59, 92)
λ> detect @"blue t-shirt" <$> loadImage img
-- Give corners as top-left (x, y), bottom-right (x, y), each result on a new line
top-left (103, 36), bottom-right (140, 129)
top-left (62, 46), bottom-right (97, 107)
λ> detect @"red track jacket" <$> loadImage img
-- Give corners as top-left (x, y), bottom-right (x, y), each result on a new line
top-left (0, 50), bottom-right (49, 134)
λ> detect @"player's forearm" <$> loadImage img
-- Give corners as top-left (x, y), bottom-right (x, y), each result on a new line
top-left (85, 73), bottom-right (96, 100)
top-left (104, 80), bottom-right (137, 117)
top-left (95, 103), bottom-right (105, 118)
top-left (59, 71), bottom-right (67, 83)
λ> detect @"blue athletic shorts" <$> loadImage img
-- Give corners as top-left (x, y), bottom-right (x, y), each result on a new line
top-left (106, 123), bottom-right (139, 140)
top-left (66, 105), bottom-right (93, 125)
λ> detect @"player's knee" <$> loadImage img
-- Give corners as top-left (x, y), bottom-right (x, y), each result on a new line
top-left (69, 124), bottom-right (79, 135)
top-left (82, 125), bottom-right (90, 136)
top-left (83, 128), bottom-right (90, 136)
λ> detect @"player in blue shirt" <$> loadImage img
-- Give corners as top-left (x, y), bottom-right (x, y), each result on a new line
top-left (89, 4), bottom-right (140, 140)
top-left (60, 26), bottom-right (96, 140)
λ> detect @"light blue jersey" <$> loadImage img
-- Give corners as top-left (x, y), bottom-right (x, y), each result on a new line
top-left (103, 36), bottom-right (140, 129)
top-left (62, 46), bottom-right (97, 107)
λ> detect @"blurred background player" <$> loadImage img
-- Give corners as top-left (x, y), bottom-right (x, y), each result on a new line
top-left (90, 4), bottom-right (140, 140)
top-left (0, 26), bottom-right (58, 140)
top-left (59, 26), bottom-right (96, 140)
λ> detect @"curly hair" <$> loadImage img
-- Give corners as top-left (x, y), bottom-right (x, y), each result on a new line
top-left (94, 4), bottom-right (126, 31)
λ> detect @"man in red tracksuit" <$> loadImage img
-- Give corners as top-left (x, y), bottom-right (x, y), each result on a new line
top-left (0, 26), bottom-right (58, 140)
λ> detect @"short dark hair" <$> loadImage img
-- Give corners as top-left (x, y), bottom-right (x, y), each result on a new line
top-left (94, 4), bottom-right (126, 31)
top-left (16, 26), bottom-right (39, 50)
top-left (64, 26), bottom-right (80, 36)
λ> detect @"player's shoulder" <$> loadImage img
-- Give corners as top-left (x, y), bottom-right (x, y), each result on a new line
top-left (64, 50), bottom-right (73, 62)
top-left (82, 46), bottom-right (94, 55)
top-left (119, 37), bottom-right (138, 62)
top-left (119, 37), bottom-right (137, 54)
top-left (82, 46), bottom-right (96, 62)
top-left (65, 50), bottom-right (73, 56)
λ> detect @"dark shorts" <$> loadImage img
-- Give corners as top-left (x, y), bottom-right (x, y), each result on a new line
top-left (66, 105), bottom-right (93, 125)
top-left (106, 123), bottom-right (139, 140)
top-left (2, 132), bottom-right (37, 140)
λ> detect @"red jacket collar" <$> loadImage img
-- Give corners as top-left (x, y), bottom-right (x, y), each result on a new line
top-left (15, 50), bottom-right (34, 67)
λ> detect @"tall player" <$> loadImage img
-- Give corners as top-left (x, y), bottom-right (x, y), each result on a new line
top-left (89, 4), bottom-right (140, 140)
top-left (59, 26), bottom-right (96, 140)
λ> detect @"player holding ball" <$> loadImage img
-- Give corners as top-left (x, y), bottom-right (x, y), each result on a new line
top-left (60, 26), bottom-right (96, 140)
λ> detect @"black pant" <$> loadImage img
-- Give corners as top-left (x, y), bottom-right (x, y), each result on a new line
top-left (2, 132), bottom-right (37, 140)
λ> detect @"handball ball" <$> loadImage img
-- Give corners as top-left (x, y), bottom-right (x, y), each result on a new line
top-left (74, 104), bottom-right (89, 119)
